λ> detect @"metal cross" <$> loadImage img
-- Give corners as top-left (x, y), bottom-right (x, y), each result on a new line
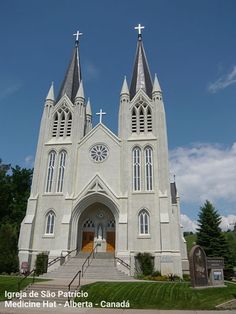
top-left (96, 109), bottom-right (106, 124)
top-left (134, 24), bottom-right (145, 35)
top-left (73, 30), bottom-right (83, 42)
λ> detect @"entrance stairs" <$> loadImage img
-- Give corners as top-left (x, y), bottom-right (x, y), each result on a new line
top-left (41, 252), bottom-right (132, 281)
top-left (13, 252), bottom-right (133, 306)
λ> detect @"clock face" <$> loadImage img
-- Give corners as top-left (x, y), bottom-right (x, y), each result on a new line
top-left (90, 144), bottom-right (108, 162)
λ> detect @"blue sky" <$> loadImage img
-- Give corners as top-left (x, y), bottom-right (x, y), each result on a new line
top-left (0, 0), bottom-right (236, 229)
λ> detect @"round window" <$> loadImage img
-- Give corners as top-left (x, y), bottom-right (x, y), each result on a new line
top-left (90, 145), bottom-right (108, 162)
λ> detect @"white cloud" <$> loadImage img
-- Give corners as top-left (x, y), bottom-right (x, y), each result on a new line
top-left (24, 155), bottom-right (34, 167)
top-left (181, 214), bottom-right (197, 232)
top-left (170, 142), bottom-right (236, 204)
top-left (180, 214), bottom-right (236, 232)
top-left (0, 83), bottom-right (22, 101)
top-left (208, 65), bottom-right (236, 93)
top-left (84, 61), bottom-right (100, 81)
top-left (220, 215), bottom-right (236, 231)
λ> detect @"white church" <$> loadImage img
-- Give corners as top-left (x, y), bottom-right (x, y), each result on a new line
top-left (18, 25), bottom-right (188, 277)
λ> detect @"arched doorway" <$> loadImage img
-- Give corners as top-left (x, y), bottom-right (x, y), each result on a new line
top-left (77, 202), bottom-right (116, 253)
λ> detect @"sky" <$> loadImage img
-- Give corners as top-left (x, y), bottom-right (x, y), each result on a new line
top-left (0, 0), bottom-right (236, 231)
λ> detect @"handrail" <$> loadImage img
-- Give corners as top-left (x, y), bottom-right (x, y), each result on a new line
top-left (114, 257), bottom-right (131, 270)
top-left (48, 248), bottom-right (78, 269)
top-left (18, 268), bottom-right (36, 291)
top-left (68, 270), bottom-right (81, 301)
top-left (81, 244), bottom-right (99, 277)
top-left (67, 245), bottom-right (98, 302)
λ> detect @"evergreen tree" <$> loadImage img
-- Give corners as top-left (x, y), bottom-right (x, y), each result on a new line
top-left (196, 200), bottom-right (234, 278)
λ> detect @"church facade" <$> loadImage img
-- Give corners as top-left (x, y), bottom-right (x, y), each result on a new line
top-left (18, 26), bottom-right (188, 276)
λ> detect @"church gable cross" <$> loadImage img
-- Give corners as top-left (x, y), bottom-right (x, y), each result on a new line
top-left (134, 23), bottom-right (145, 35)
top-left (96, 109), bottom-right (106, 124)
top-left (73, 30), bottom-right (83, 44)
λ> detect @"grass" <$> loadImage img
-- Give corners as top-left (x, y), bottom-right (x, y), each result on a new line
top-left (0, 275), bottom-right (48, 301)
top-left (75, 281), bottom-right (236, 310)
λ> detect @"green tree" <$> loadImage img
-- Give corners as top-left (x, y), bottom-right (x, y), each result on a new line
top-left (0, 159), bottom-right (33, 274)
top-left (0, 223), bottom-right (19, 273)
top-left (196, 200), bottom-right (234, 278)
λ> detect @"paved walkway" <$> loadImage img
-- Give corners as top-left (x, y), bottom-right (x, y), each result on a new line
top-left (0, 305), bottom-right (236, 314)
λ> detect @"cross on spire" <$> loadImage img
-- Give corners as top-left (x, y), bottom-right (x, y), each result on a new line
top-left (73, 30), bottom-right (83, 45)
top-left (96, 109), bottom-right (106, 124)
top-left (134, 23), bottom-right (145, 36)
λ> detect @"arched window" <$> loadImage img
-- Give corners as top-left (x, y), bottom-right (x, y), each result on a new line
top-left (52, 113), bottom-right (58, 137)
top-left (45, 211), bottom-right (55, 235)
top-left (59, 112), bottom-right (65, 137)
top-left (52, 105), bottom-right (72, 138)
top-left (133, 147), bottom-right (141, 191)
top-left (139, 108), bottom-right (145, 132)
top-left (144, 146), bottom-right (153, 191)
top-left (147, 107), bottom-right (152, 132)
top-left (57, 150), bottom-right (67, 192)
top-left (66, 112), bottom-right (72, 136)
top-left (131, 108), bottom-right (137, 133)
top-left (139, 210), bottom-right (150, 235)
top-left (46, 151), bottom-right (56, 192)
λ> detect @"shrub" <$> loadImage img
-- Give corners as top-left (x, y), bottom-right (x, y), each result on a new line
top-left (183, 274), bottom-right (191, 281)
top-left (152, 270), bottom-right (161, 277)
top-left (136, 253), bottom-right (154, 276)
top-left (35, 253), bottom-right (48, 275)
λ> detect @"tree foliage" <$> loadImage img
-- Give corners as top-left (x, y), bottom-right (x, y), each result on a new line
top-left (0, 159), bottom-right (32, 273)
top-left (196, 200), bottom-right (234, 277)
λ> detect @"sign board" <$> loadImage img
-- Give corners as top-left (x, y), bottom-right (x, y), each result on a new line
top-left (189, 245), bottom-right (208, 287)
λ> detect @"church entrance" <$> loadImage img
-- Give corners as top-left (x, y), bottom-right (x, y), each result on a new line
top-left (78, 202), bottom-right (116, 253)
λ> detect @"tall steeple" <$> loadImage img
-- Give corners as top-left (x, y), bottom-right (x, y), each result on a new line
top-left (57, 30), bottom-right (83, 102)
top-left (130, 24), bottom-right (153, 100)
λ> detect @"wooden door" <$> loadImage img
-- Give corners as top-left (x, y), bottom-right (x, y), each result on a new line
top-left (82, 232), bottom-right (94, 252)
top-left (106, 232), bottom-right (115, 252)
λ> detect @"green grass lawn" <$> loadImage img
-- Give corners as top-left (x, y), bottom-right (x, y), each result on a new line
top-left (76, 281), bottom-right (236, 310)
top-left (0, 275), bottom-right (48, 301)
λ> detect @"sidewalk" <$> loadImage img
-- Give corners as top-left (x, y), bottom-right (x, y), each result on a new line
top-left (0, 304), bottom-right (236, 314)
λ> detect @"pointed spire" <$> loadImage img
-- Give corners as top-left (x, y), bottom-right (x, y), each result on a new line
top-left (120, 76), bottom-right (130, 95)
top-left (86, 98), bottom-right (92, 115)
top-left (57, 32), bottom-right (82, 102)
top-left (75, 80), bottom-right (84, 100)
top-left (130, 26), bottom-right (153, 100)
top-left (46, 82), bottom-right (55, 101)
top-left (152, 74), bottom-right (162, 94)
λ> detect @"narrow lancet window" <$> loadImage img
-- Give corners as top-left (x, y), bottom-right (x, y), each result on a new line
top-left (46, 151), bottom-right (56, 192)
top-left (45, 211), bottom-right (55, 235)
top-left (139, 210), bottom-right (150, 235)
top-left (147, 107), bottom-right (152, 132)
top-left (145, 146), bottom-right (153, 191)
top-left (57, 150), bottom-right (67, 192)
top-left (133, 147), bottom-right (141, 191)
top-left (131, 108), bottom-right (137, 133)
top-left (139, 108), bottom-right (145, 132)
top-left (66, 112), bottom-right (72, 136)
top-left (52, 113), bottom-right (58, 137)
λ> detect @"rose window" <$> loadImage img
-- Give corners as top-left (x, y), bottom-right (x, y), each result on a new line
top-left (90, 145), bottom-right (108, 162)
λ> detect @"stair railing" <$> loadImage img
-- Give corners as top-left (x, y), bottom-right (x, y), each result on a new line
top-left (114, 257), bottom-right (131, 271)
top-left (18, 268), bottom-right (36, 291)
top-left (47, 248), bottom-right (78, 269)
top-left (81, 244), bottom-right (99, 277)
top-left (67, 244), bottom-right (99, 301)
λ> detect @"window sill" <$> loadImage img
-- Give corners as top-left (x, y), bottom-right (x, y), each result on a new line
top-left (43, 234), bottom-right (55, 238)
top-left (43, 193), bottom-right (64, 196)
top-left (137, 235), bottom-right (151, 239)
top-left (132, 191), bottom-right (155, 195)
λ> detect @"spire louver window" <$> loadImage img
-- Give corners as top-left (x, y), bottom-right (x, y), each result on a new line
top-left (52, 104), bottom-right (73, 138)
top-left (131, 101), bottom-right (152, 134)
